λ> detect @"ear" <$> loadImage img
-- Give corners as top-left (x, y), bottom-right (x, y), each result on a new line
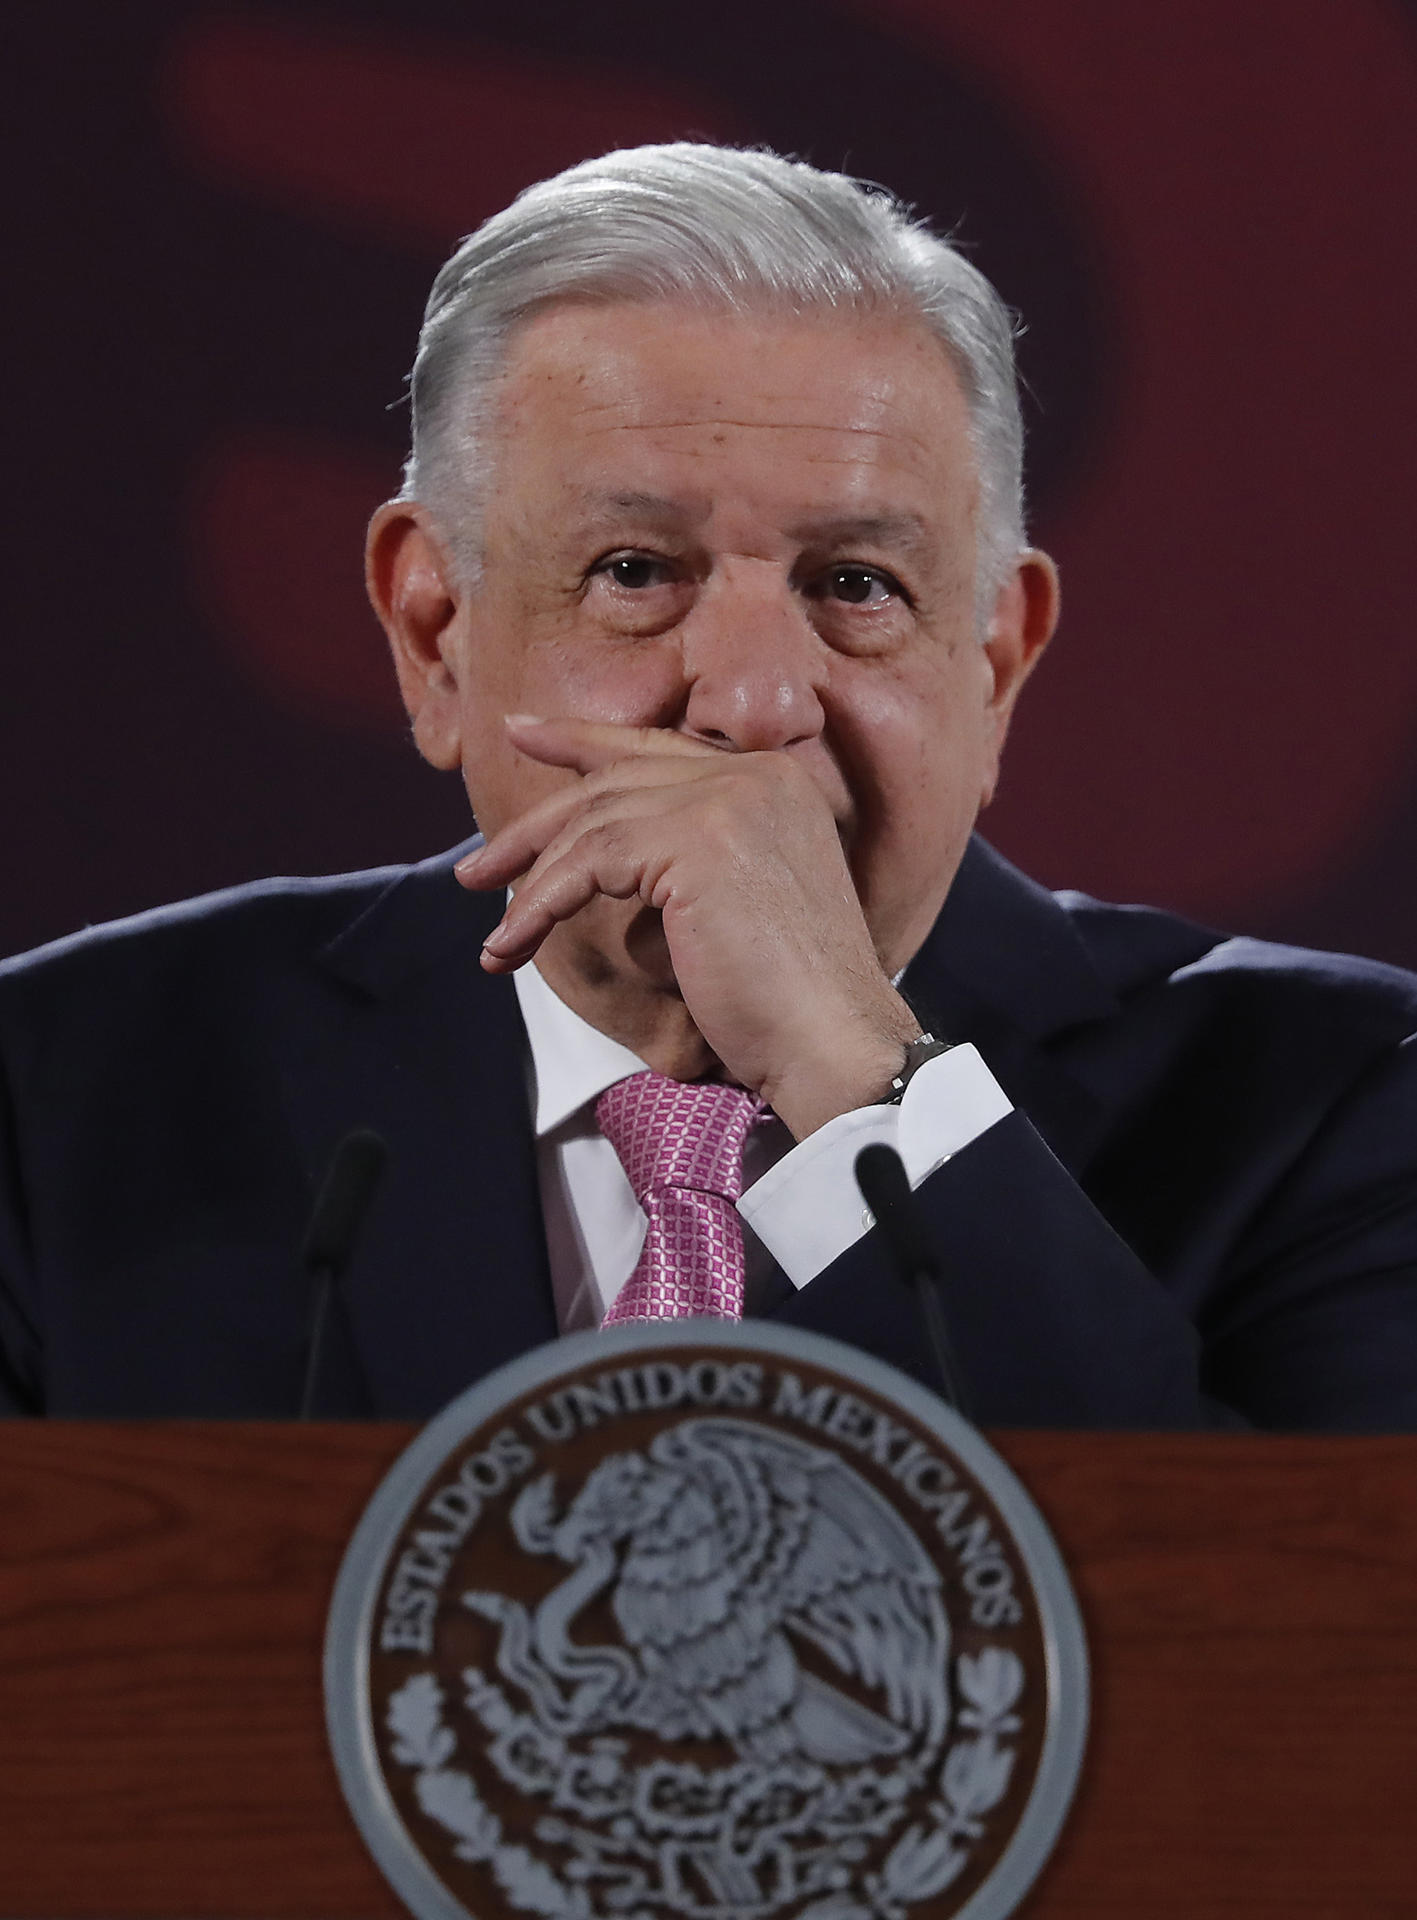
top-left (365, 501), bottom-right (466, 771)
top-left (978, 548), bottom-right (1060, 807)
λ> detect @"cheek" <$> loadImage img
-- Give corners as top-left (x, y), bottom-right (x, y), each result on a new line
top-left (460, 592), bottom-right (676, 719)
top-left (520, 630), bottom-right (688, 727)
top-left (459, 736), bottom-right (554, 841)
top-left (451, 634), bottom-right (562, 835)
top-left (836, 657), bottom-right (985, 824)
top-left (454, 619), bottom-right (692, 835)
top-left (834, 658), bottom-right (989, 956)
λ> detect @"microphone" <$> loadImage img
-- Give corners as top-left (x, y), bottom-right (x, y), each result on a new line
top-left (855, 1143), bottom-right (972, 1419)
top-left (299, 1129), bottom-right (388, 1420)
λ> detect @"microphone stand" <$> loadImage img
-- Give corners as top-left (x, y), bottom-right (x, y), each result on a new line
top-left (298, 1130), bottom-right (388, 1420)
top-left (855, 1142), bottom-right (972, 1420)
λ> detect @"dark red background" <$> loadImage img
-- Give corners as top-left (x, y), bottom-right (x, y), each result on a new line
top-left (8, 1), bottom-right (1417, 966)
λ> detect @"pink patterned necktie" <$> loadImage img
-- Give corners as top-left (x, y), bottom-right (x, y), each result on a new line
top-left (596, 1071), bottom-right (764, 1324)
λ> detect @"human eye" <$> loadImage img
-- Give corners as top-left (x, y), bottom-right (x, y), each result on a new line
top-left (590, 550), bottom-right (678, 592)
top-left (812, 563), bottom-right (913, 610)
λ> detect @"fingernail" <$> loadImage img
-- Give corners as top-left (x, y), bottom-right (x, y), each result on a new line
top-left (504, 712), bottom-right (543, 728)
top-left (482, 924), bottom-right (512, 954)
top-left (454, 849), bottom-right (483, 875)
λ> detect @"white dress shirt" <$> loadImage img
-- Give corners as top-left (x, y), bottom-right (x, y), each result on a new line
top-left (512, 960), bottom-right (1013, 1330)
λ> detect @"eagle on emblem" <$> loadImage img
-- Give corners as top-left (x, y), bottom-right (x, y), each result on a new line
top-left (462, 1416), bottom-right (951, 1768)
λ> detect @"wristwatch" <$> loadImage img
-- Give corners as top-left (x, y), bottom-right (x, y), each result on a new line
top-left (882, 1033), bottom-right (955, 1104)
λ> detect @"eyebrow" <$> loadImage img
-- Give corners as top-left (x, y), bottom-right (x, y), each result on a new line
top-left (786, 512), bottom-right (935, 556)
top-left (569, 493), bottom-right (935, 555)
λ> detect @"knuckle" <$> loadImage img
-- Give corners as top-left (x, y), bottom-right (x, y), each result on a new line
top-left (579, 769), bottom-right (634, 815)
top-left (586, 816), bottom-right (634, 865)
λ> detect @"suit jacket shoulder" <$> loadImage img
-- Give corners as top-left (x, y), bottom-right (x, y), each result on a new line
top-left (840, 840), bottom-right (1417, 1428)
top-left (0, 843), bottom-right (560, 1417)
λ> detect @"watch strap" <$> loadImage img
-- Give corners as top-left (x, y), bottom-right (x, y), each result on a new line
top-left (882, 1033), bottom-right (955, 1105)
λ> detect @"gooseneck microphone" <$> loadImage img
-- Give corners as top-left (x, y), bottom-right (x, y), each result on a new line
top-left (298, 1129), bottom-right (388, 1420)
top-left (854, 1143), bottom-right (972, 1419)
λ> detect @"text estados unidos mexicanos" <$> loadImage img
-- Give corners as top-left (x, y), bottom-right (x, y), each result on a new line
top-left (378, 1361), bottom-right (1024, 1653)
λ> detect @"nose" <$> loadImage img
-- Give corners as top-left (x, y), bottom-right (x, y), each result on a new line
top-left (677, 560), bottom-right (827, 753)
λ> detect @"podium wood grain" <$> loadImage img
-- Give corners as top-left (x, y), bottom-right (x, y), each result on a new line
top-left (0, 1426), bottom-right (1412, 1918)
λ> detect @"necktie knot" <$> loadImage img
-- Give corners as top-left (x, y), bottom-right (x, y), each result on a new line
top-left (595, 1071), bottom-right (763, 1206)
top-left (595, 1071), bottom-right (764, 1325)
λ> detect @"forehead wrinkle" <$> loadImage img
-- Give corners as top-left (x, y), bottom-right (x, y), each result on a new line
top-left (586, 417), bottom-right (951, 479)
top-left (597, 416), bottom-right (913, 440)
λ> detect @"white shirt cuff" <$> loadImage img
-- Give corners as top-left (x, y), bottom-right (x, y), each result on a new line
top-left (737, 1043), bottom-right (1012, 1289)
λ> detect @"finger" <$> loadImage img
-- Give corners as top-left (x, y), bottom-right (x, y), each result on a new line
top-left (479, 826), bottom-right (663, 971)
top-left (503, 712), bottom-right (723, 775)
top-left (456, 752), bottom-right (721, 889)
top-left (455, 782), bottom-right (595, 890)
top-left (504, 781), bottom-right (700, 908)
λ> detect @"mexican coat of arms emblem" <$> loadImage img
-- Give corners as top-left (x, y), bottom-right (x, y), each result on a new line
top-left (326, 1322), bottom-right (1087, 1920)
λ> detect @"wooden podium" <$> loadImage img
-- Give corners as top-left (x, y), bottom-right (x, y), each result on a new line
top-left (1, 1424), bottom-right (1413, 1918)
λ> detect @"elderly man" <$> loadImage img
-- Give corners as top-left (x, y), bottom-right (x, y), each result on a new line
top-left (1, 144), bottom-right (1414, 1425)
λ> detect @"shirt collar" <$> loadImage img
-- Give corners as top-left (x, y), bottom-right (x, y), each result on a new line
top-left (513, 959), bottom-right (649, 1136)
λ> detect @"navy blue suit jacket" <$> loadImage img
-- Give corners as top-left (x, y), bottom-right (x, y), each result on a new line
top-left (1, 838), bottom-right (1414, 1427)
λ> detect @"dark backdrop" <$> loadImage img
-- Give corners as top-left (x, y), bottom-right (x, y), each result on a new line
top-left (7, 1), bottom-right (1417, 966)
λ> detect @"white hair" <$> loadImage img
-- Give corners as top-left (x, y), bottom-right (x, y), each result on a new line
top-left (402, 142), bottom-right (1026, 608)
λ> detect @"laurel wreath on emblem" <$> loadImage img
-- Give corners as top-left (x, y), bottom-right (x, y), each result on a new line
top-left (381, 1418), bottom-right (1026, 1920)
top-left (389, 1648), bottom-right (1021, 1920)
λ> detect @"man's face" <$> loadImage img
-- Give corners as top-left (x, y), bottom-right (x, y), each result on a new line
top-left (391, 301), bottom-right (1051, 984)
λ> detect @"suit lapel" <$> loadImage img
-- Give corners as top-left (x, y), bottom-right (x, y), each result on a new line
top-left (278, 844), bottom-right (557, 1417)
